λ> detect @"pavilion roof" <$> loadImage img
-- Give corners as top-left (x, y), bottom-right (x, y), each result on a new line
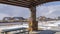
top-left (0, 0), bottom-right (59, 8)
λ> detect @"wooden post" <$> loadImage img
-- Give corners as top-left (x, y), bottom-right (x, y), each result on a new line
top-left (29, 6), bottom-right (38, 32)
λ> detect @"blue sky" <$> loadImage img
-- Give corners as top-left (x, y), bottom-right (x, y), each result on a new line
top-left (0, 1), bottom-right (60, 20)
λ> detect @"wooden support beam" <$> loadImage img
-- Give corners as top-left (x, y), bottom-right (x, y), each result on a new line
top-left (29, 6), bottom-right (38, 31)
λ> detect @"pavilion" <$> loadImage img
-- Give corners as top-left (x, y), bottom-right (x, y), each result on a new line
top-left (0, 0), bottom-right (59, 32)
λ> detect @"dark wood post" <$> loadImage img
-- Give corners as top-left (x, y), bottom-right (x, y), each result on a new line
top-left (29, 6), bottom-right (38, 31)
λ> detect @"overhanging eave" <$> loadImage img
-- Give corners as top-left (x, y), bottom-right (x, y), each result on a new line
top-left (0, 0), bottom-right (31, 8)
top-left (0, 0), bottom-right (60, 8)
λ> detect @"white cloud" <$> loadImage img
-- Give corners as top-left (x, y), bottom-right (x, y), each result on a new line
top-left (0, 4), bottom-right (30, 18)
top-left (0, 3), bottom-right (60, 19)
top-left (45, 7), bottom-right (55, 16)
top-left (11, 7), bottom-right (30, 18)
top-left (37, 5), bottom-right (60, 18)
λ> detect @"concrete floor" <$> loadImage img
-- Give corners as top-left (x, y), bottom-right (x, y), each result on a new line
top-left (29, 30), bottom-right (60, 34)
top-left (55, 32), bottom-right (60, 34)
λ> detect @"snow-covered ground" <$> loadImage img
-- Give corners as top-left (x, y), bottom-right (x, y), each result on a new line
top-left (0, 20), bottom-right (60, 31)
top-left (38, 20), bottom-right (60, 30)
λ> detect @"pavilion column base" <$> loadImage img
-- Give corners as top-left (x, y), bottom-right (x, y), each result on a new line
top-left (29, 30), bottom-right (40, 34)
top-left (29, 21), bottom-right (38, 32)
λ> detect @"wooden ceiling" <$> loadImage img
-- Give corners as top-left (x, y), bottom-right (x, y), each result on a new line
top-left (0, 0), bottom-right (60, 8)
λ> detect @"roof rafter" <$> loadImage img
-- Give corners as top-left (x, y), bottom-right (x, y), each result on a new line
top-left (0, 0), bottom-right (60, 8)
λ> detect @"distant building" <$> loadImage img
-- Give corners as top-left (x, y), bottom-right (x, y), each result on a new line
top-left (58, 16), bottom-right (60, 20)
top-left (38, 16), bottom-right (47, 21)
top-left (3, 17), bottom-right (13, 21)
top-left (13, 17), bottom-right (25, 20)
top-left (3, 17), bottom-right (25, 21)
top-left (38, 16), bottom-right (59, 21)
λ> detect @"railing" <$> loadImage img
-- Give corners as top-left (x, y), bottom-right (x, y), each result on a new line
top-left (1, 27), bottom-right (29, 34)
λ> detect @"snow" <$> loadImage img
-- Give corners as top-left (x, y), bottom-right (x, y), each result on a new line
top-left (0, 20), bottom-right (60, 31)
